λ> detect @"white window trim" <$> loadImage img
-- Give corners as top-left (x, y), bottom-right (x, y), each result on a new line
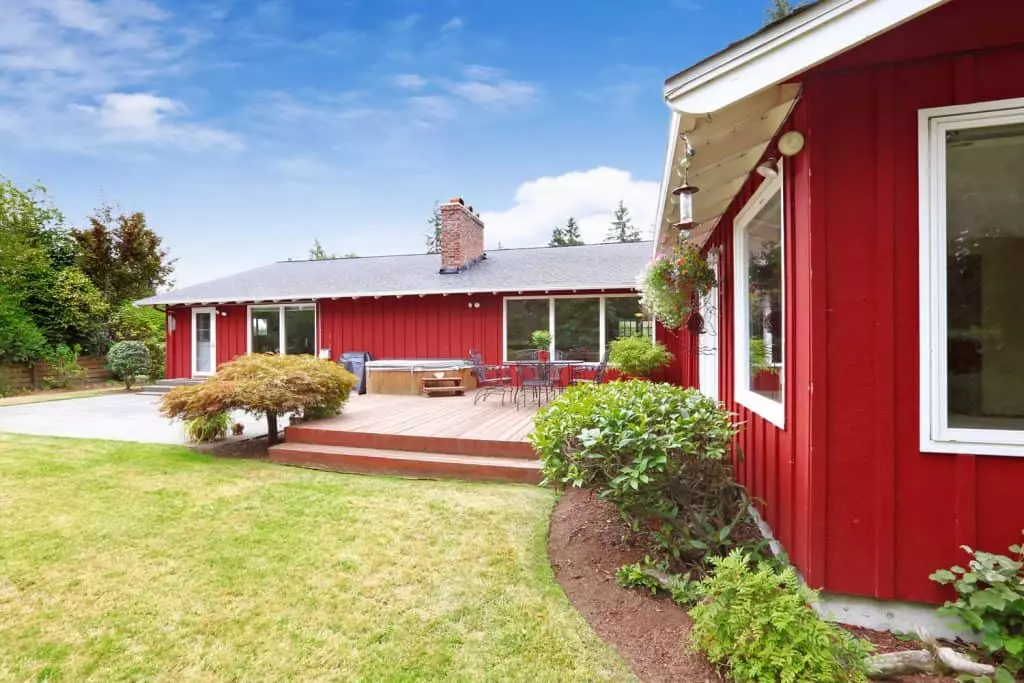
top-left (246, 303), bottom-right (318, 356)
top-left (733, 171), bottom-right (785, 428)
top-left (918, 97), bottom-right (1024, 457)
top-left (501, 294), bottom-right (653, 362)
top-left (191, 307), bottom-right (217, 377)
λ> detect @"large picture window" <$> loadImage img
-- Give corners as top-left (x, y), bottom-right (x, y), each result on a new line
top-left (504, 295), bottom-right (653, 362)
top-left (248, 304), bottom-right (316, 356)
top-left (734, 173), bottom-right (784, 426)
top-left (920, 99), bottom-right (1024, 456)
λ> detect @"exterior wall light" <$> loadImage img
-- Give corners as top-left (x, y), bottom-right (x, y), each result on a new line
top-left (673, 133), bottom-right (699, 234)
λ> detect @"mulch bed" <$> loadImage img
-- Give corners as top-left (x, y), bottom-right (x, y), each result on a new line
top-left (548, 488), bottom-right (722, 682)
top-left (549, 488), bottom-right (972, 682)
top-left (192, 435), bottom-right (271, 459)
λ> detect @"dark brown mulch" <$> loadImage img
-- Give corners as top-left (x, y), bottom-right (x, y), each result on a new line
top-left (191, 435), bottom-right (271, 459)
top-left (548, 488), bottom-right (722, 683)
top-left (843, 625), bottom-right (971, 683)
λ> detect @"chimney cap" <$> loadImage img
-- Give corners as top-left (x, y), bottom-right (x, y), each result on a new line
top-left (447, 197), bottom-right (464, 205)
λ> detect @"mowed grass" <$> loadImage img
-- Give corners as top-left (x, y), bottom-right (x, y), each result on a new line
top-left (0, 435), bottom-right (632, 682)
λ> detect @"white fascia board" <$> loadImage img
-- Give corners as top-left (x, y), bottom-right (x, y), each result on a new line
top-left (664, 0), bottom-right (949, 114)
top-left (652, 109), bottom-right (682, 259)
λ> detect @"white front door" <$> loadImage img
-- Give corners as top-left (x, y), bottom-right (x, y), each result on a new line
top-left (698, 252), bottom-right (720, 402)
top-left (192, 308), bottom-right (217, 377)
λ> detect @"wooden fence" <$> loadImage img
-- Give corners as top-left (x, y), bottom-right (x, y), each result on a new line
top-left (0, 356), bottom-right (113, 391)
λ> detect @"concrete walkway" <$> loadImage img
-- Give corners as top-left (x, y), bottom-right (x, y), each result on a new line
top-left (0, 393), bottom-right (272, 445)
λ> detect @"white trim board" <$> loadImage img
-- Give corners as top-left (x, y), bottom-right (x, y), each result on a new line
top-left (918, 98), bottom-right (1024, 457)
top-left (664, 0), bottom-right (949, 114)
top-left (733, 171), bottom-right (785, 428)
top-left (191, 307), bottom-right (217, 378)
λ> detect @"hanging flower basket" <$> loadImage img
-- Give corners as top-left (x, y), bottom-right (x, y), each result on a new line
top-left (638, 244), bottom-right (716, 330)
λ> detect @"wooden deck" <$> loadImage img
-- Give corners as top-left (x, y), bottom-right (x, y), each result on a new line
top-left (270, 394), bottom-right (541, 483)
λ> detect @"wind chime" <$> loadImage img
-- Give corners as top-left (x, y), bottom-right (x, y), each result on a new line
top-left (671, 133), bottom-right (706, 335)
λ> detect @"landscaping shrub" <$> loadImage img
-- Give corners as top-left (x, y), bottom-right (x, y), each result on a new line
top-left (607, 335), bottom-right (674, 377)
top-left (531, 380), bottom-right (745, 564)
top-left (161, 354), bottom-right (357, 445)
top-left (107, 341), bottom-right (150, 389)
top-left (184, 412), bottom-right (231, 443)
top-left (109, 302), bottom-right (165, 342)
top-left (0, 291), bottom-right (47, 365)
top-left (930, 536), bottom-right (1024, 679)
top-left (145, 339), bottom-right (166, 381)
top-left (43, 343), bottom-right (86, 388)
top-left (690, 550), bottom-right (872, 683)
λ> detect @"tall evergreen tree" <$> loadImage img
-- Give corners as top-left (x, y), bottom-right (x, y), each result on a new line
top-left (562, 217), bottom-right (584, 246)
top-left (308, 239), bottom-right (335, 260)
top-left (548, 225), bottom-right (566, 247)
top-left (425, 202), bottom-right (442, 254)
top-left (605, 200), bottom-right (641, 242)
top-left (765, 0), bottom-right (802, 23)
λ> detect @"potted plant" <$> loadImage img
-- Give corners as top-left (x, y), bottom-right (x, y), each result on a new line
top-left (749, 338), bottom-right (780, 392)
top-left (638, 244), bottom-right (716, 329)
top-left (531, 330), bottom-right (552, 362)
top-left (608, 335), bottom-right (674, 379)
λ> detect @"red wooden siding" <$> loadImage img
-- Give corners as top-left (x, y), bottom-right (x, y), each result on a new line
top-left (319, 294), bottom-right (503, 363)
top-left (680, 0), bottom-right (1024, 605)
top-left (803, 0), bottom-right (1024, 604)
top-left (678, 102), bottom-right (824, 587)
top-left (216, 305), bottom-right (247, 367)
top-left (166, 306), bottom-right (191, 379)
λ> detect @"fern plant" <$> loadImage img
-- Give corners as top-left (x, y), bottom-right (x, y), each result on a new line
top-left (690, 550), bottom-right (872, 683)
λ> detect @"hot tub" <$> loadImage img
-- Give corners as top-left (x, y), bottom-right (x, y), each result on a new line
top-left (364, 359), bottom-right (477, 395)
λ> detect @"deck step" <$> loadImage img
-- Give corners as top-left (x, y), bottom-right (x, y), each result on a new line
top-left (284, 424), bottom-right (536, 459)
top-left (269, 443), bottom-right (542, 484)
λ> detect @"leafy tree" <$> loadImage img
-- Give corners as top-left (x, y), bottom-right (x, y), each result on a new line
top-left (0, 288), bottom-right (46, 364)
top-left (606, 200), bottom-right (642, 242)
top-left (109, 302), bottom-right (165, 342)
top-left (342, 252), bottom-right (358, 259)
top-left (48, 267), bottom-right (110, 351)
top-left (72, 203), bottom-right (175, 306)
top-left (160, 354), bottom-right (358, 445)
top-left (0, 177), bottom-right (67, 299)
top-left (549, 218), bottom-right (584, 247)
top-left (308, 239), bottom-right (335, 260)
top-left (765, 0), bottom-right (803, 23)
top-left (425, 201), bottom-right (442, 254)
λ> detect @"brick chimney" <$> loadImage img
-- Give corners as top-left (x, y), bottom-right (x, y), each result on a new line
top-left (439, 197), bottom-right (485, 273)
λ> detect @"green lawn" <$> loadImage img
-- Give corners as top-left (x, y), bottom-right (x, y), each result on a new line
top-left (0, 435), bottom-right (632, 682)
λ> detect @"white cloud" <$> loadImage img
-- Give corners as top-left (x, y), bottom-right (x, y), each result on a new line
top-left (74, 92), bottom-right (242, 150)
top-left (480, 167), bottom-right (659, 249)
top-left (446, 66), bottom-right (538, 110)
top-left (0, 0), bottom-right (233, 152)
top-left (391, 73), bottom-right (428, 90)
top-left (441, 16), bottom-right (464, 32)
top-left (460, 64), bottom-right (501, 81)
top-left (407, 95), bottom-right (456, 121)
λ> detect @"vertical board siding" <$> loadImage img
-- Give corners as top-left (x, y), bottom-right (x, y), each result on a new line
top-left (679, 105), bottom-right (821, 586)
top-left (802, 0), bottom-right (1024, 603)
top-left (319, 294), bottom-right (503, 363)
top-left (166, 306), bottom-right (191, 379)
top-left (216, 305), bottom-right (247, 368)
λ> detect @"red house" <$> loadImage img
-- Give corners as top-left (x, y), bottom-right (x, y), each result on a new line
top-left (655, 0), bottom-right (1024, 631)
top-left (138, 199), bottom-right (665, 383)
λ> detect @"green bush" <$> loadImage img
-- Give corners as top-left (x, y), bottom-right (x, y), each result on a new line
top-left (0, 291), bottom-right (47, 364)
top-left (608, 335), bottom-right (674, 377)
top-left (161, 354), bottom-right (357, 445)
top-left (0, 368), bottom-right (14, 398)
top-left (43, 344), bottom-right (87, 388)
top-left (109, 302), bottom-right (165, 342)
top-left (107, 341), bottom-right (150, 389)
top-left (145, 339), bottom-right (166, 381)
top-left (930, 537), bottom-right (1024, 678)
top-left (617, 558), bottom-right (700, 605)
top-left (690, 550), bottom-right (872, 683)
top-left (530, 381), bottom-right (744, 563)
top-left (185, 412), bottom-right (231, 443)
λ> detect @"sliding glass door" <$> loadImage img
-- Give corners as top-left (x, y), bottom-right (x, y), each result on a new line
top-left (248, 304), bottom-right (316, 356)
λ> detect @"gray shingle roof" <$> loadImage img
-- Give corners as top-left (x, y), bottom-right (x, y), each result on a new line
top-left (137, 241), bottom-right (653, 306)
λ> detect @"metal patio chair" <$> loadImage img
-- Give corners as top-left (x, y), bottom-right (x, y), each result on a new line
top-left (468, 349), bottom-right (511, 405)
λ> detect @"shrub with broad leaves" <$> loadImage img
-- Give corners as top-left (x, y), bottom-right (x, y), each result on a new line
top-left (43, 343), bottom-right (86, 388)
top-left (530, 380), bottom-right (746, 564)
top-left (107, 341), bottom-right (150, 389)
top-left (607, 335), bottom-right (674, 377)
top-left (690, 550), bottom-right (872, 683)
top-left (930, 537), bottom-right (1024, 681)
top-left (185, 412), bottom-right (231, 443)
top-left (160, 354), bottom-right (357, 445)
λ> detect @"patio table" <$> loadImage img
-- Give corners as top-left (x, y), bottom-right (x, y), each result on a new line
top-left (506, 360), bottom-right (585, 407)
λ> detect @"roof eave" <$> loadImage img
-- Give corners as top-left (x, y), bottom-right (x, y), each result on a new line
top-left (663, 0), bottom-right (950, 115)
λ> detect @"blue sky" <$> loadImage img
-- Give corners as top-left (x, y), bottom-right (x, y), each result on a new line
top-left (0, 0), bottom-right (768, 287)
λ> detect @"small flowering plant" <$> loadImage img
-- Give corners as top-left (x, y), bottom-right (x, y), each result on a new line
top-left (638, 244), bottom-right (716, 329)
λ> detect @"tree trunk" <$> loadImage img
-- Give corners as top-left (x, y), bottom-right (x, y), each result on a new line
top-left (266, 413), bottom-right (279, 445)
